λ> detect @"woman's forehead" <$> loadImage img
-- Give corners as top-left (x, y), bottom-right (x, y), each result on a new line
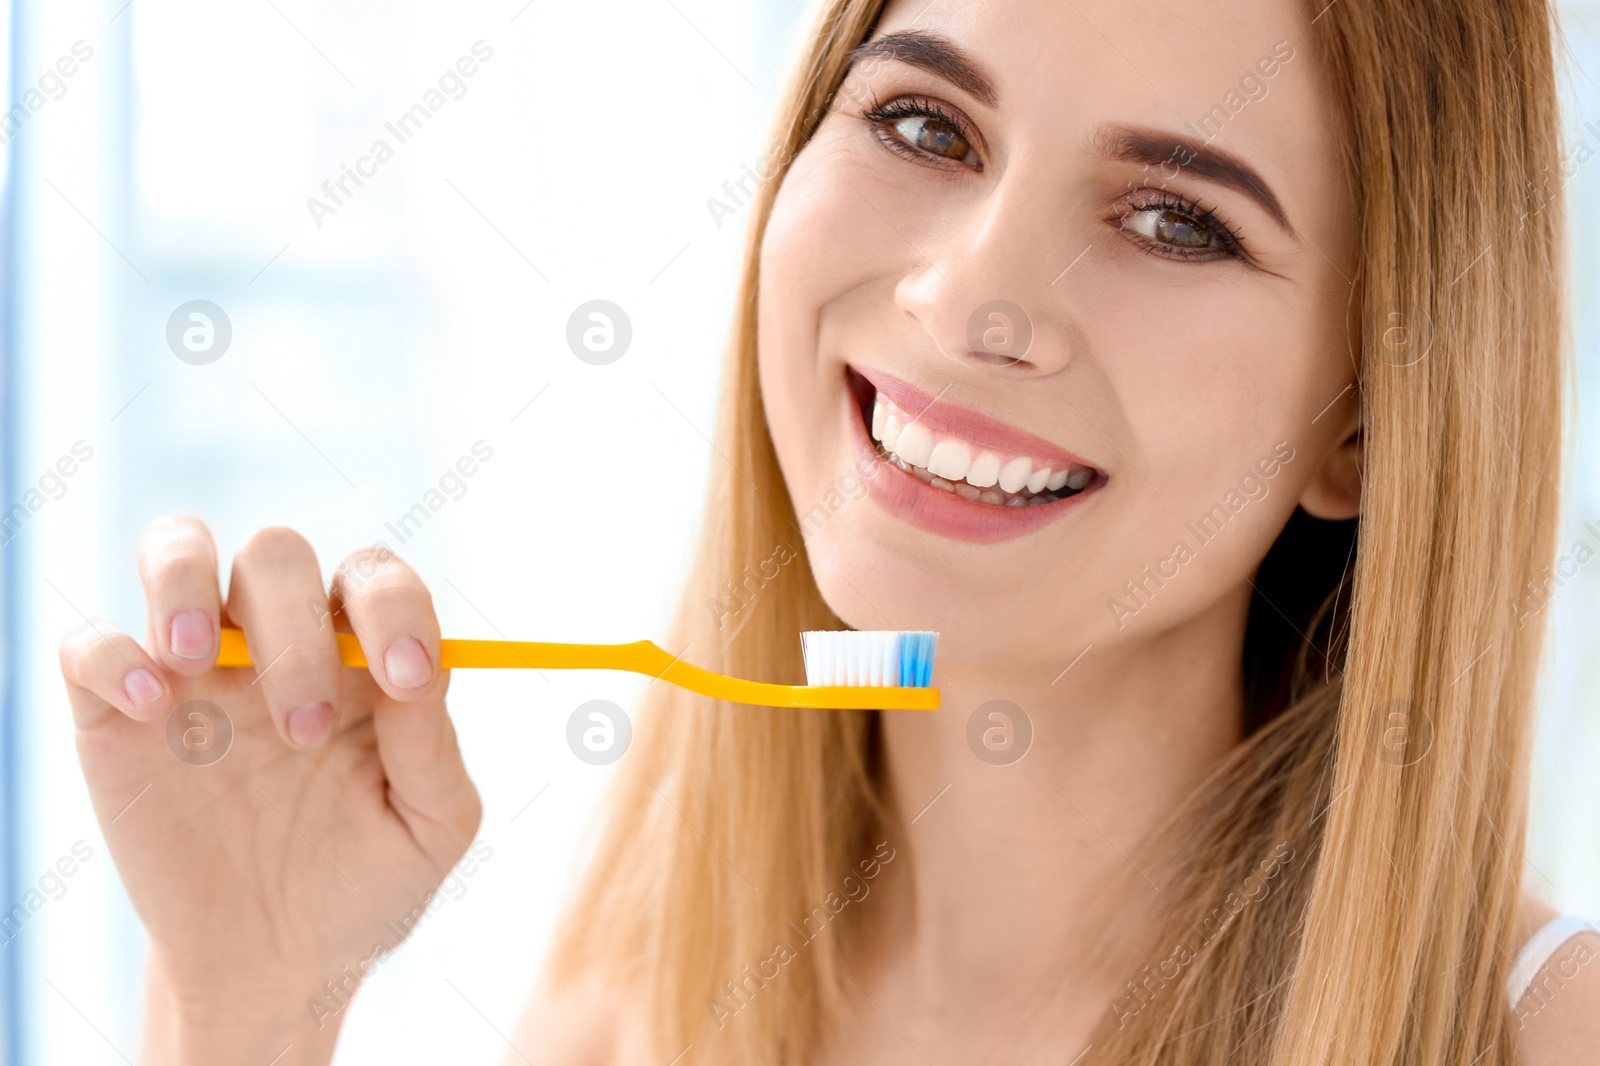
top-left (876, 0), bottom-right (1311, 71)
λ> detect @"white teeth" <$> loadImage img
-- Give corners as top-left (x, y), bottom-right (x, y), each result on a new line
top-left (883, 411), bottom-right (904, 450)
top-left (867, 389), bottom-right (1099, 506)
top-left (966, 451), bottom-right (1001, 488)
top-left (895, 420), bottom-right (934, 467)
top-left (927, 439), bottom-right (972, 481)
top-left (998, 457), bottom-right (1032, 494)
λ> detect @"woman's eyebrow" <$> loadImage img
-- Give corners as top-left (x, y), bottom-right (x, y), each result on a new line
top-left (840, 39), bottom-right (1293, 235)
top-left (1095, 124), bottom-right (1293, 233)
top-left (847, 30), bottom-right (999, 109)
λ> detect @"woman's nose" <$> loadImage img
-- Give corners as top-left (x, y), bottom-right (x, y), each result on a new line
top-left (893, 177), bottom-right (1084, 376)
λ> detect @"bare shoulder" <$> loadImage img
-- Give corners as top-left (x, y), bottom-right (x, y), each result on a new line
top-left (503, 969), bottom-right (643, 1066)
top-left (1512, 891), bottom-right (1600, 1066)
top-left (1514, 892), bottom-right (1561, 947)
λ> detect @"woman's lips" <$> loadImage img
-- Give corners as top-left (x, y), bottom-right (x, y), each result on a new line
top-left (855, 366), bottom-right (1102, 472)
top-left (844, 367), bottom-right (1105, 544)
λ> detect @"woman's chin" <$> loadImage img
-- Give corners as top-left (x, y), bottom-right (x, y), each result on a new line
top-left (804, 537), bottom-right (1036, 665)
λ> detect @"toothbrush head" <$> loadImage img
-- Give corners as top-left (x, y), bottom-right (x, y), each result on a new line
top-left (800, 630), bottom-right (940, 689)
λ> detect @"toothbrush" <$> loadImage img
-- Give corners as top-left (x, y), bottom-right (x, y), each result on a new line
top-left (213, 626), bottom-right (940, 710)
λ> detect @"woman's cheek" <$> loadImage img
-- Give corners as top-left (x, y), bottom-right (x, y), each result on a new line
top-left (1083, 258), bottom-right (1296, 486)
top-left (759, 137), bottom-right (906, 478)
top-left (764, 131), bottom-right (906, 291)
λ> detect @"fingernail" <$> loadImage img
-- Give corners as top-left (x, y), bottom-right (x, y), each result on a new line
top-left (123, 668), bottom-right (166, 707)
top-left (383, 637), bottom-right (433, 690)
top-left (286, 702), bottom-right (334, 747)
top-left (169, 609), bottom-right (215, 659)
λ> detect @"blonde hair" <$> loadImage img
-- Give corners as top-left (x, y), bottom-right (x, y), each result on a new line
top-left (547, 0), bottom-right (1571, 1062)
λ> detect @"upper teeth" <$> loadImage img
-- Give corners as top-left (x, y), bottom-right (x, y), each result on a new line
top-left (869, 392), bottom-right (1094, 501)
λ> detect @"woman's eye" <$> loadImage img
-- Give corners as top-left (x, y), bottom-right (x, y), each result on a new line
top-left (1123, 207), bottom-right (1217, 249)
top-left (1115, 198), bottom-right (1246, 262)
top-left (883, 114), bottom-right (972, 162)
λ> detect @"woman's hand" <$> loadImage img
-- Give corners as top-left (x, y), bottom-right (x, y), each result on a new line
top-left (58, 517), bottom-right (483, 1065)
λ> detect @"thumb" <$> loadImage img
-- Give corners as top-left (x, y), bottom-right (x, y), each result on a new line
top-left (372, 686), bottom-right (482, 868)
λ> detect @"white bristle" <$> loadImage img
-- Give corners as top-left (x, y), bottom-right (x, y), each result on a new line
top-left (801, 630), bottom-right (939, 687)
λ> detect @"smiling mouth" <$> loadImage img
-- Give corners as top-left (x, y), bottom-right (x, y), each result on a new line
top-left (848, 367), bottom-right (1102, 508)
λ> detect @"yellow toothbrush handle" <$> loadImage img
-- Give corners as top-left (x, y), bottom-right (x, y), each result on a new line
top-left (216, 627), bottom-right (671, 671)
top-left (213, 627), bottom-right (938, 711)
top-left (218, 627), bottom-right (369, 667)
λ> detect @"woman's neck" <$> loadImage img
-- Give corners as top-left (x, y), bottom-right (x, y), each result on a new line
top-left (854, 586), bottom-right (1252, 1053)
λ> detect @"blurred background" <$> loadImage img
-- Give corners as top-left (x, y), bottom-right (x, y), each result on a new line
top-left (0, 0), bottom-right (1597, 1061)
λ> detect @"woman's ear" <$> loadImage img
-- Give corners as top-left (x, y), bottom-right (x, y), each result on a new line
top-left (1298, 420), bottom-right (1363, 520)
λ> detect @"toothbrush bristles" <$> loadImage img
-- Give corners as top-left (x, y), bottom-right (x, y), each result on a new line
top-left (800, 630), bottom-right (939, 688)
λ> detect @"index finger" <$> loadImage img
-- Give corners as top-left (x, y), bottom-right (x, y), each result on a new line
top-left (138, 515), bottom-right (224, 677)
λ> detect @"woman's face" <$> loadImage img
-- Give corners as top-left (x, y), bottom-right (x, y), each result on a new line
top-left (758, 0), bottom-right (1359, 672)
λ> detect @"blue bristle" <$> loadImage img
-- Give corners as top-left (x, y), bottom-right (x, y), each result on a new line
top-left (897, 631), bottom-right (938, 687)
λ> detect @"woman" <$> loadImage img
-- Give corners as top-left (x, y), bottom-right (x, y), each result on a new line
top-left (56, 0), bottom-right (1595, 1062)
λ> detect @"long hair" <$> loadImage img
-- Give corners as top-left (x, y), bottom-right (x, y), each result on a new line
top-left (545, 0), bottom-right (1570, 1062)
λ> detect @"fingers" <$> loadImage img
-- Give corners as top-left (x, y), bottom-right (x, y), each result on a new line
top-left (330, 547), bottom-right (443, 702)
top-left (331, 547), bottom-right (479, 854)
top-left (226, 527), bottom-right (343, 750)
top-left (138, 515), bottom-right (224, 677)
top-left (58, 619), bottom-right (174, 728)
top-left (374, 694), bottom-right (483, 865)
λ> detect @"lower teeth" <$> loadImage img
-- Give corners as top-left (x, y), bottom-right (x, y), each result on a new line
top-left (882, 448), bottom-right (1067, 507)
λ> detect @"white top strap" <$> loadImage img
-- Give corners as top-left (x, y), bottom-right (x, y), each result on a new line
top-left (1506, 914), bottom-right (1598, 1009)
